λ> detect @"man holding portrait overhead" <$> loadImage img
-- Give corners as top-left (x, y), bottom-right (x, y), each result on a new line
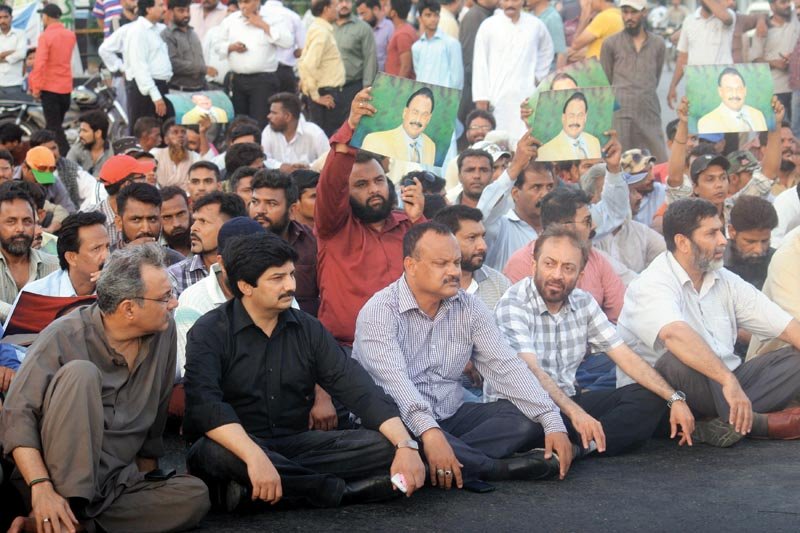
top-left (697, 67), bottom-right (768, 133)
top-left (538, 92), bottom-right (602, 161)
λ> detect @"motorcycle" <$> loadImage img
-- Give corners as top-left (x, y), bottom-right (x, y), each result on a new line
top-left (0, 70), bottom-right (128, 143)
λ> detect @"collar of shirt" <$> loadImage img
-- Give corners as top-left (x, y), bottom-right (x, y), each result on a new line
top-left (55, 268), bottom-right (78, 296)
top-left (313, 16), bottom-right (335, 32)
top-left (286, 220), bottom-right (310, 245)
top-left (375, 17), bottom-right (391, 32)
top-left (0, 247), bottom-right (48, 270)
top-left (188, 253), bottom-right (207, 274)
top-left (207, 263), bottom-right (228, 305)
top-left (522, 276), bottom-right (578, 317)
top-left (138, 17), bottom-right (159, 30)
top-left (397, 274), bottom-right (460, 315)
top-left (88, 303), bottom-right (155, 367)
top-left (231, 296), bottom-right (299, 335)
top-left (419, 29), bottom-right (444, 42)
top-left (666, 250), bottom-right (720, 298)
top-left (44, 21), bottom-right (66, 33)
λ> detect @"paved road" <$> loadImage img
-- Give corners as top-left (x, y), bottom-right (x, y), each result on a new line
top-left (162, 436), bottom-right (800, 532)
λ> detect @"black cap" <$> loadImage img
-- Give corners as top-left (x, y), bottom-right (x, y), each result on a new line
top-left (690, 154), bottom-right (730, 180)
top-left (38, 4), bottom-right (63, 18)
top-left (112, 136), bottom-right (143, 155)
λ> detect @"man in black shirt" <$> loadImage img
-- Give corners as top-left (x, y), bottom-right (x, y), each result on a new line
top-left (183, 234), bottom-right (425, 509)
top-left (724, 195), bottom-right (778, 290)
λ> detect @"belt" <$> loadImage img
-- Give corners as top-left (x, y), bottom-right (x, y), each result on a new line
top-left (168, 84), bottom-right (205, 92)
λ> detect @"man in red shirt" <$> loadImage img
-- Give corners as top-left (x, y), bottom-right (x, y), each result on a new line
top-left (29, 4), bottom-right (76, 157)
top-left (315, 88), bottom-right (425, 345)
top-left (384, 0), bottom-right (416, 79)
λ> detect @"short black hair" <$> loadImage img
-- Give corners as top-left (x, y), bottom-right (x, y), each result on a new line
top-left (562, 92), bottom-right (588, 114)
top-left (169, 0), bottom-right (191, 7)
top-left (192, 191), bottom-right (247, 219)
top-left (0, 123), bottom-right (23, 144)
top-left (311, 0), bottom-right (332, 16)
top-left (269, 92), bottom-right (302, 119)
top-left (0, 149), bottom-right (13, 166)
top-left (29, 129), bottom-right (57, 148)
top-left (55, 211), bottom-right (107, 270)
top-left (434, 205), bottom-right (483, 234)
top-left (251, 169), bottom-right (299, 205)
top-left (0, 181), bottom-right (37, 214)
top-left (423, 193), bottom-right (447, 219)
top-left (718, 67), bottom-right (745, 87)
top-left (223, 233), bottom-right (299, 299)
top-left (229, 166), bottom-right (259, 193)
top-left (666, 118), bottom-right (679, 142)
top-left (402, 221), bottom-right (452, 259)
top-left (133, 116), bottom-right (162, 139)
top-left (161, 118), bottom-right (183, 138)
top-left (417, 0), bottom-right (441, 14)
top-left (227, 124), bottom-right (261, 144)
top-left (662, 197), bottom-right (720, 252)
top-left (160, 185), bottom-right (188, 205)
top-left (540, 187), bottom-right (591, 229)
top-left (188, 160), bottom-right (221, 181)
top-left (457, 148), bottom-right (493, 173)
top-left (138, 0), bottom-right (156, 17)
top-left (465, 109), bottom-right (496, 131)
top-left (354, 149), bottom-right (383, 164)
top-left (390, 0), bottom-right (412, 18)
top-left (406, 87), bottom-right (435, 113)
top-left (79, 110), bottom-right (109, 140)
top-left (533, 225), bottom-right (589, 270)
top-left (515, 161), bottom-right (553, 189)
top-left (225, 143), bottom-right (264, 175)
top-left (730, 196), bottom-right (778, 233)
top-left (290, 169), bottom-right (320, 195)
top-left (117, 182), bottom-right (162, 216)
top-left (356, 0), bottom-right (380, 8)
top-left (0, 5), bottom-right (12, 16)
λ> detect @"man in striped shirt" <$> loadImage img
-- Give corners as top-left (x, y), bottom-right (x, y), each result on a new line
top-left (353, 222), bottom-right (574, 487)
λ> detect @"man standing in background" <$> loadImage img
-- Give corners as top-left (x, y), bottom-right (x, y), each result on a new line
top-left (0, 6), bottom-right (27, 97)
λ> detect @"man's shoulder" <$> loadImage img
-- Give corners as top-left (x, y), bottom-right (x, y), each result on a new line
top-left (167, 255), bottom-right (192, 275)
top-left (360, 279), bottom-right (401, 314)
top-left (33, 249), bottom-right (60, 268)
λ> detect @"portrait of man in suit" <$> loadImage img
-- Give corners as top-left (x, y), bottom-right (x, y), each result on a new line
top-left (182, 94), bottom-right (229, 125)
top-left (697, 67), bottom-right (768, 133)
top-left (362, 87), bottom-right (437, 165)
top-left (537, 91), bottom-right (602, 161)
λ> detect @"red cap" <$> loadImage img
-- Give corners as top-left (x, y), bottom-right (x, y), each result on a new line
top-left (98, 155), bottom-right (155, 185)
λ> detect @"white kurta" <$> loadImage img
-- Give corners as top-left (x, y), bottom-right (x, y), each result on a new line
top-left (472, 12), bottom-right (554, 144)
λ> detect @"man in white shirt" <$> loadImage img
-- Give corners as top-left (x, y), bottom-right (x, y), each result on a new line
top-left (262, 0), bottom-right (307, 94)
top-left (216, 0), bottom-right (293, 128)
top-left (4, 212), bottom-right (110, 326)
top-left (472, 0), bottom-right (553, 144)
top-left (261, 92), bottom-right (328, 171)
top-left (619, 198), bottom-right (800, 447)
top-left (667, 0), bottom-right (735, 109)
top-left (125, 0), bottom-right (173, 133)
top-left (0, 6), bottom-right (27, 97)
top-left (189, 0), bottom-right (228, 41)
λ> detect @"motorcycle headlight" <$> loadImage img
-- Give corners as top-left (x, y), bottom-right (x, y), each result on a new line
top-left (72, 87), bottom-right (97, 106)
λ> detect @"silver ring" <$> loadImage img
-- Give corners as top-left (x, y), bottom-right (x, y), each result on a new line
top-left (444, 470), bottom-right (452, 476)
top-left (436, 468), bottom-right (445, 477)
top-left (43, 518), bottom-right (50, 523)
top-left (359, 102), bottom-right (364, 108)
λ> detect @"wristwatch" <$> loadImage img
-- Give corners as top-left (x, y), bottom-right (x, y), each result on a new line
top-left (396, 439), bottom-right (420, 451)
top-left (668, 390), bottom-right (687, 408)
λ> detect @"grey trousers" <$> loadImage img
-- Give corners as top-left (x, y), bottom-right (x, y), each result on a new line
top-left (27, 360), bottom-right (210, 532)
top-left (654, 347), bottom-right (800, 419)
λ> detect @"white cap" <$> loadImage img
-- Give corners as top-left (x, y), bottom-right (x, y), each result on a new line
top-left (619, 0), bottom-right (646, 10)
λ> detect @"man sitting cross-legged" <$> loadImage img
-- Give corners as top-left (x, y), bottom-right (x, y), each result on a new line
top-left (494, 225), bottom-right (695, 458)
top-left (183, 233), bottom-right (426, 510)
top-left (353, 222), bottom-right (575, 488)
top-left (619, 198), bottom-right (800, 446)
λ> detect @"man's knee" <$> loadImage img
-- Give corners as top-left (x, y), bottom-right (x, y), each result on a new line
top-left (169, 475), bottom-right (211, 528)
top-left (493, 400), bottom-right (543, 442)
top-left (186, 437), bottom-right (238, 478)
top-left (54, 360), bottom-right (102, 390)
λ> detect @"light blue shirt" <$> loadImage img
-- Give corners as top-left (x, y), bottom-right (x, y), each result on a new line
top-left (477, 167), bottom-right (631, 271)
top-left (411, 29), bottom-right (463, 90)
top-left (634, 181), bottom-right (666, 227)
top-left (535, 5), bottom-right (566, 56)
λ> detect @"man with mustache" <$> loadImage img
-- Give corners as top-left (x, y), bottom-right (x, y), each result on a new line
top-left (620, 198), bottom-right (800, 447)
top-left (538, 92), bottom-right (602, 162)
top-left (698, 68), bottom-right (768, 133)
top-left (362, 87), bottom-right (437, 165)
top-left (168, 191), bottom-right (246, 297)
top-left (723, 196), bottom-right (777, 290)
top-left (113, 182), bottom-right (185, 265)
top-left (316, 88), bottom-right (424, 346)
top-left (159, 187), bottom-right (192, 257)
top-left (0, 185), bottom-right (59, 321)
top-left (249, 170), bottom-right (319, 316)
top-left (494, 225), bottom-right (695, 458)
top-left (184, 233), bottom-right (426, 510)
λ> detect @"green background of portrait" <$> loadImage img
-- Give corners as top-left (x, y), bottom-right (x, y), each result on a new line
top-left (686, 64), bottom-right (775, 134)
top-left (525, 58), bottom-right (611, 129)
top-left (165, 90), bottom-right (235, 125)
top-left (530, 87), bottom-right (614, 161)
top-left (352, 73), bottom-right (461, 167)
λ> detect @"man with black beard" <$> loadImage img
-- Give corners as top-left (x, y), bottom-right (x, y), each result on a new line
top-left (0, 185), bottom-right (59, 321)
top-left (162, 0), bottom-right (209, 93)
top-left (599, 0), bottom-right (667, 163)
top-left (160, 187), bottom-right (192, 257)
top-left (249, 169), bottom-right (319, 317)
top-left (114, 182), bottom-right (185, 265)
top-left (316, 87), bottom-right (425, 346)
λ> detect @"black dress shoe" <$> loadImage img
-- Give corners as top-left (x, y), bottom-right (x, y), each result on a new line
top-left (487, 449), bottom-right (560, 481)
top-left (340, 476), bottom-right (400, 505)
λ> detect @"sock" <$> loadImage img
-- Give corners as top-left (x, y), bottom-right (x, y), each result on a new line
top-left (751, 413), bottom-right (769, 437)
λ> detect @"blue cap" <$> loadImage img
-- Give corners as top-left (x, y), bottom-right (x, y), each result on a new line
top-left (623, 171), bottom-right (648, 185)
top-left (698, 133), bottom-right (724, 143)
top-left (217, 217), bottom-right (266, 254)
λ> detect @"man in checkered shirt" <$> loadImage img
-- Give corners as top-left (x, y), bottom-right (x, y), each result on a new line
top-left (494, 225), bottom-right (695, 457)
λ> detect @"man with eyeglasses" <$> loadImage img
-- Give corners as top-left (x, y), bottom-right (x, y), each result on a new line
top-left (1, 244), bottom-right (211, 533)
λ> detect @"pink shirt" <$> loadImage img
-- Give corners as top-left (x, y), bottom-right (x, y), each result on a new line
top-left (503, 240), bottom-right (626, 323)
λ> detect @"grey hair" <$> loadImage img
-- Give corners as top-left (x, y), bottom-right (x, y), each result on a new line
top-left (579, 163), bottom-right (607, 198)
top-left (96, 244), bottom-right (166, 313)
